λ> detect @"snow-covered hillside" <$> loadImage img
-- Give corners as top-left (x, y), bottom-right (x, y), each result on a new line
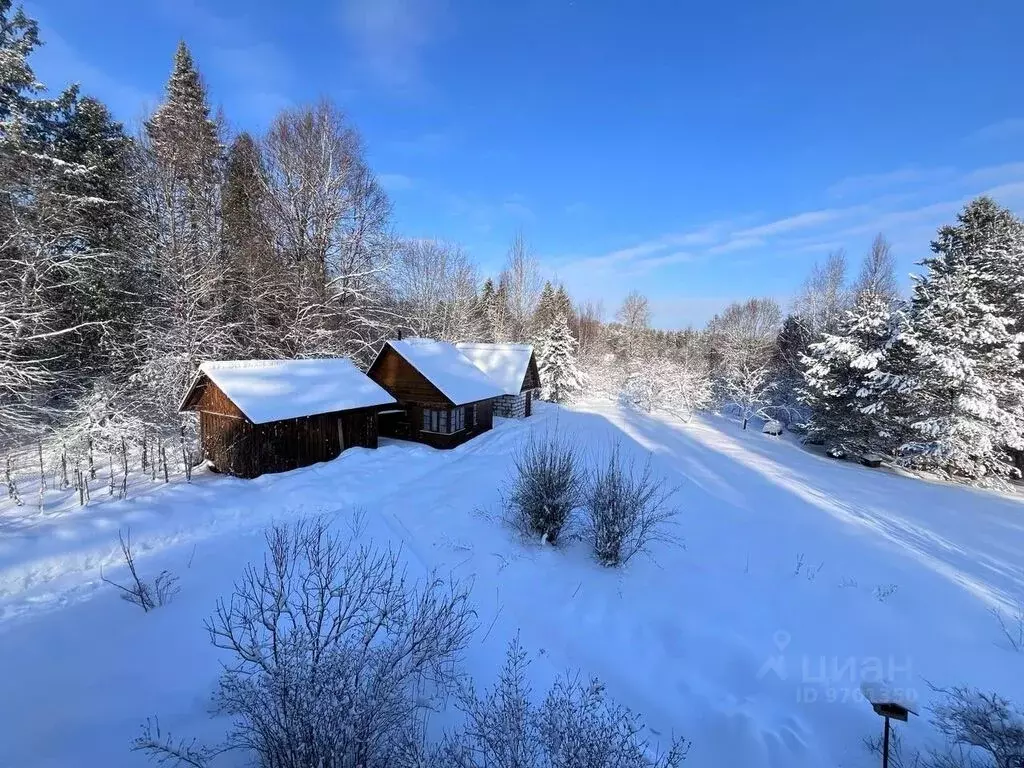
top-left (1, 400), bottom-right (1022, 768)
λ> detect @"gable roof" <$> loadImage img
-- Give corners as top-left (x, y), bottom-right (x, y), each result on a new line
top-left (180, 358), bottom-right (395, 424)
top-left (455, 342), bottom-right (536, 396)
top-left (380, 338), bottom-right (505, 406)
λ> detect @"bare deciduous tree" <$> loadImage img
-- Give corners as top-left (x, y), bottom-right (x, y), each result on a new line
top-left (391, 238), bottom-right (483, 342)
top-left (498, 232), bottom-right (543, 342)
top-left (261, 100), bottom-right (393, 362)
top-left (136, 516), bottom-right (474, 768)
top-left (792, 250), bottom-right (849, 336)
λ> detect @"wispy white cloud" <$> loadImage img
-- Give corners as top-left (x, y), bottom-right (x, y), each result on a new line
top-left (826, 167), bottom-right (956, 199)
top-left (962, 161), bottom-right (1024, 186)
top-left (968, 118), bottom-right (1024, 144)
top-left (555, 158), bottom-right (1024, 315)
top-left (340, 0), bottom-right (448, 91)
top-left (706, 236), bottom-right (765, 255)
top-left (734, 208), bottom-right (857, 239)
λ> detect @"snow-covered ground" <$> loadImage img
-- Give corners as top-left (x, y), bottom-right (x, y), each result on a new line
top-left (1, 399), bottom-right (1022, 767)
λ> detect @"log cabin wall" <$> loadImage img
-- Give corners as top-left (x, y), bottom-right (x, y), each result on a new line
top-left (367, 346), bottom-right (451, 407)
top-left (367, 346), bottom-right (497, 449)
top-left (189, 377), bottom-right (380, 478)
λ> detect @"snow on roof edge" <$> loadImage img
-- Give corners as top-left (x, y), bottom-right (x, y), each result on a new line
top-left (181, 358), bottom-right (396, 424)
top-left (384, 339), bottom-right (505, 405)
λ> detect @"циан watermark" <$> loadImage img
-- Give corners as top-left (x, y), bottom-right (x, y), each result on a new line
top-left (757, 630), bottom-right (918, 706)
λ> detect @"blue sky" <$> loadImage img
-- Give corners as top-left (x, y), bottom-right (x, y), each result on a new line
top-left (26, 0), bottom-right (1024, 327)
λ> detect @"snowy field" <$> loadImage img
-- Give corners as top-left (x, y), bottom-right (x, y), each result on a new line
top-left (1, 400), bottom-right (1022, 767)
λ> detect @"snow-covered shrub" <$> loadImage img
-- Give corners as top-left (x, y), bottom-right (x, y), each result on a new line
top-left (100, 528), bottom-right (178, 612)
top-left (582, 444), bottom-right (678, 568)
top-left (930, 687), bottom-right (1024, 768)
top-left (762, 419), bottom-right (783, 436)
top-left (503, 431), bottom-right (583, 545)
top-left (135, 516), bottom-right (474, 768)
top-left (617, 359), bottom-right (712, 422)
top-left (442, 638), bottom-right (689, 767)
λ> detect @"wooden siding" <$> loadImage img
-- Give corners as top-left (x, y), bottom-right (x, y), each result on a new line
top-left (378, 398), bottom-right (494, 449)
top-left (521, 352), bottom-right (541, 392)
top-left (184, 375), bottom-right (379, 479)
top-left (367, 345), bottom-right (453, 407)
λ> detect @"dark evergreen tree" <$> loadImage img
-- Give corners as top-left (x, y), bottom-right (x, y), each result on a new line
top-left (801, 291), bottom-right (903, 457)
top-left (50, 95), bottom-right (144, 377)
top-left (222, 132), bottom-right (283, 357)
top-left (531, 280), bottom-right (557, 342)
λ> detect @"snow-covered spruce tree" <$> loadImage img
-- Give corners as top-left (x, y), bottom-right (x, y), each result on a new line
top-left (477, 278), bottom-right (498, 342)
top-left (801, 291), bottom-right (901, 457)
top-left (135, 41), bottom-right (229, 427)
top-left (770, 314), bottom-right (815, 426)
top-left (896, 198), bottom-right (1024, 482)
top-left (801, 237), bottom-right (903, 458)
top-left (538, 312), bottom-right (584, 403)
top-left (531, 280), bottom-right (557, 343)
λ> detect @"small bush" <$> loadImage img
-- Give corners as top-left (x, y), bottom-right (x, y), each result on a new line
top-left (101, 527), bottom-right (178, 612)
top-left (135, 516), bottom-right (474, 768)
top-left (504, 431), bottom-right (583, 546)
top-left (443, 638), bottom-right (689, 768)
top-left (583, 444), bottom-right (678, 567)
top-left (930, 686), bottom-right (1024, 768)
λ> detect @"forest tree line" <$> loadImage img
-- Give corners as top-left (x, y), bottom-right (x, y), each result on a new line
top-left (2, 1), bottom-right (1023, 486)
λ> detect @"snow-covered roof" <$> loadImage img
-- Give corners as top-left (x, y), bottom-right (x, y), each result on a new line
top-left (455, 342), bottom-right (535, 396)
top-left (384, 339), bottom-right (505, 406)
top-left (183, 359), bottom-right (395, 424)
top-left (860, 680), bottom-right (918, 714)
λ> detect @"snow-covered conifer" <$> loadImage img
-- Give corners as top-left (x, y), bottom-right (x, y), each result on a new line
top-left (896, 198), bottom-right (1024, 481)
top-left (538, 313), bottom-right (584, 403)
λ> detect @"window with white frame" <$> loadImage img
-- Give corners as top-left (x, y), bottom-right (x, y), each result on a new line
top-left (421, 407), bottom-right (467, 434)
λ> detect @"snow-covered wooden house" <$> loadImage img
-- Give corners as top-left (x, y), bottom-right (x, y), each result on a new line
top-left (455, 342), bottom-right (541, 418)
top-left (179, 359), bottom-right (396, 478)
top-left (367, 338), bottom-right (504, 449)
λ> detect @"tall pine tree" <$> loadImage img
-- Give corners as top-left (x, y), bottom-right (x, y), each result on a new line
top-left (137, 40), bottom-right (228, 422)
top-left (222, 131), bottom-right (283, 357)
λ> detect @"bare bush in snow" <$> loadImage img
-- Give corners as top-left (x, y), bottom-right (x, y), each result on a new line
top-left (101, 527), bottom-right (178, 611)
top-left (442, 637), bottom-right (689, 768)
top-left (929, 686), bottom-right (1024, 768)
top-left (135, 516), bottom-right (474, 768)
top-left (503, 431), bottom-right (583, 546)
top-left (582, 444), bottom-right (679, 567)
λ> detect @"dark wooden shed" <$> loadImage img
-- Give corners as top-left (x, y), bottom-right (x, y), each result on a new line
top-left (179, 359), bottom-right (396, 478)
top-left (367, 339), bottom-right (504, 449)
